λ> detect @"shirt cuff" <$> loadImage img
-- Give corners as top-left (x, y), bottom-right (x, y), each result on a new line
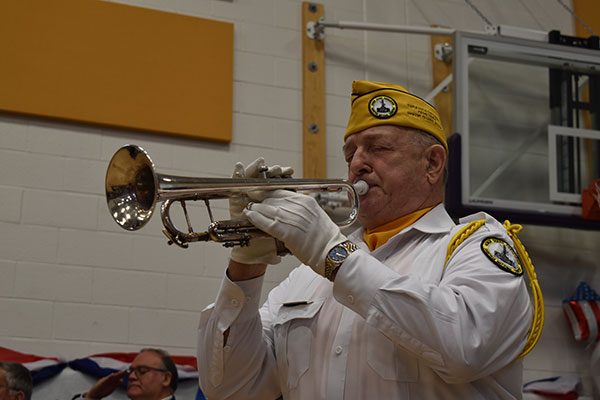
top-left (71, 394), bottom-right (99, 400)
top-left (332, 249), bottom-right (397, 317)
top-left (212, 271), bottom-right (265, 327)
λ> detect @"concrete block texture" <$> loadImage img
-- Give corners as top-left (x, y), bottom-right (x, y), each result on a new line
top-left (0, 299), bottom-right (53, 338)
top-left (53, 303), bottom-right (129, 342)
top-left (0, 260), bottom-right (17, 297)
top-left (15, 262), bottom-right (93, 302)
top-left (0, 186), bottom-right (22, 223)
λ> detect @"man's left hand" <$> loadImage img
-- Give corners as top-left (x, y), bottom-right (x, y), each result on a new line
top-left (243, 190), bottom-right (347, 276)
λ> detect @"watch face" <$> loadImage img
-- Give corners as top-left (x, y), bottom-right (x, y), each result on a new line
top-left (328, 246), bottom-right (349, 263)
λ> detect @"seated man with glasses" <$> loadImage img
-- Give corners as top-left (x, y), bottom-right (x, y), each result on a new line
top-left (72, 348), bottom-right (178, 400)
top-left (0, 361), bottom-right (33, 400)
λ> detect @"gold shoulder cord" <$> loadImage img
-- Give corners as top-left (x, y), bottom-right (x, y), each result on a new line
top-left (443, 219), bottom-right (544, 359)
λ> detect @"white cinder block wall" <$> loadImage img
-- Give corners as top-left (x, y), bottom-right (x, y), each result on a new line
top-left (1, 0), bottom-right (598, 396)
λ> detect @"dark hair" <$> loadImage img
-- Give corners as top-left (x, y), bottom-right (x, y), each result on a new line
top-left (0, 362), bottom-right (33, 400)
top-left (140, 348), bottom-right (178, 393)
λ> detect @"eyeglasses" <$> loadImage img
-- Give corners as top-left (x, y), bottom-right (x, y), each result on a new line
top-left (0, 384), bottom-right (18, 391)
top-left (126, 365), bottom-right (167, 377)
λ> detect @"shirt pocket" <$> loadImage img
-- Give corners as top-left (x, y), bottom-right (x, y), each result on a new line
top-left (367, 325), bottom-right (419, 382)
top-left (273, 298), bottom-right (326, 390)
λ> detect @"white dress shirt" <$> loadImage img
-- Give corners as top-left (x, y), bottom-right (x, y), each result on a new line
top-left (197, 205), bottom-right (533, 399)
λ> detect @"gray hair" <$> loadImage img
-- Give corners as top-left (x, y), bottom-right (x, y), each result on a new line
top-left (409, 128), bottom-right (449, 183)
top-left (139, 348), bottom-right (178, 394)
top-left (409, 127), bottom-right (446, 151)
top-left (0, 362), bottom-right (33, 400)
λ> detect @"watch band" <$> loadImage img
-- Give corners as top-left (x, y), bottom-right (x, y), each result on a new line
top-left (326, 262), bottom-right (343, 281)
top-left (324, 240), bottom-right (358, 281)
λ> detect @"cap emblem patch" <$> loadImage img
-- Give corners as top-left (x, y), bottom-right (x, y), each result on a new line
top-left (481, 237), bottom-right (523, 276)
top-left (369, 95), bottom-right (397, 119)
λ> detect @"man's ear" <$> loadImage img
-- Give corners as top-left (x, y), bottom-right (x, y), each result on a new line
top-left (14, 390), bottom-right (25, 400)
top-left (424, 144), bottom-right (447, 185)
top-left (163, 371), bottom-right (172, 388)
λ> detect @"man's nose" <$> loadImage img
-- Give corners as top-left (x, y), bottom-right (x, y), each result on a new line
top-left (348, 149), bottom-right (372, 176)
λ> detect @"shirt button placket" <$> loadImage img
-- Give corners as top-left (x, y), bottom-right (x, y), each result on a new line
top-left (326, 308), bottom-right (354, 400)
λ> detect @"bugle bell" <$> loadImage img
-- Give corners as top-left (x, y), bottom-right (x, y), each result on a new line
top-left (105, 144), bottom-right (366, 249)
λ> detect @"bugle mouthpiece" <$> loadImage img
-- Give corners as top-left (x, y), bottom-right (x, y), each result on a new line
top-left (353, 180), bottom-right (369, 195)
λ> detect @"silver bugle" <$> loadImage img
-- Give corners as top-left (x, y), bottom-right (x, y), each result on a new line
top-left (105, 144), bottom-right (361, 249)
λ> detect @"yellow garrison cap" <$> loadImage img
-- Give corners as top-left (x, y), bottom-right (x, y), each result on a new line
top-left (344, 80), bottom-right (447, 152)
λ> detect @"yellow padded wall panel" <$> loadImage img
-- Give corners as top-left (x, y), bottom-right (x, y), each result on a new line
top-left (573, 0), bottom-right (599, 38)
top-left (0, 0), bottom-right (233, 142)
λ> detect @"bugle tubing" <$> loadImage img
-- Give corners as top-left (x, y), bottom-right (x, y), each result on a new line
top-left (105, 144), bottom-right (363, 249)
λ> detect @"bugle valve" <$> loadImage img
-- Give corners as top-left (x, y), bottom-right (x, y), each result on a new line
top-left (105, 144), bottom-right (367, 249)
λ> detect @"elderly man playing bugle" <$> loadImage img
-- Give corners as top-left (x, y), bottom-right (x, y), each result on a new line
top-left (197, 80), bottom-right (535, 400)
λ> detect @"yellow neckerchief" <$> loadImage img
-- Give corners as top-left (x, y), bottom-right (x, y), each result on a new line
top-left (363, 207), bottom-right (433, 251)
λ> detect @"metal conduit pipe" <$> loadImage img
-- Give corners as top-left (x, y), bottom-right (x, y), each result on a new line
top-left (315, 20), bottom-right (455, 36)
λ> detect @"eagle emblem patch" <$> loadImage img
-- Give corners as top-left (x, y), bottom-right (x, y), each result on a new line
top-left (481, 237), bottom-right (523, 276)
top-left (369, 95), bottom-right (397, 119)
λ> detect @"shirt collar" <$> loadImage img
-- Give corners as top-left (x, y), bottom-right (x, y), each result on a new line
top-left (410, 203), bottom-right (455, 234)
top-left (349, 203), bottom-right (455, 243)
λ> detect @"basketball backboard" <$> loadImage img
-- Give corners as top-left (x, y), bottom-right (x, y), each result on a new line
top-left (448, 31), bottom-right (600, 229)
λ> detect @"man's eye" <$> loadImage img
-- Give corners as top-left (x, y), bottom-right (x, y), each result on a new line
top-left (372, 145), bottom-right (391, 152)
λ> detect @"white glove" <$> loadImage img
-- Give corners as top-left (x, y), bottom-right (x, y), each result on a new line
top-left (243, 190), bottom-right (347, 276)
top-left (229, 159), bottom-right (293, 265)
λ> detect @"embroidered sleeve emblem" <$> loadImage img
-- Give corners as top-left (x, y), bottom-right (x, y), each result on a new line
top-left (481, 237), bottom-right (523, 276)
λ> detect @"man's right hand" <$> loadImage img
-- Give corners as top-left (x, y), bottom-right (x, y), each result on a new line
top-left (228, 158), bottom-right (292, 267)
top-left (84, 370), bottom-right (127, 399)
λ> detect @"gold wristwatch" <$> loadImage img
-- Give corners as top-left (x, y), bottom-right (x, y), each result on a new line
top-left (324, 240), bottom-right (358, 281)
